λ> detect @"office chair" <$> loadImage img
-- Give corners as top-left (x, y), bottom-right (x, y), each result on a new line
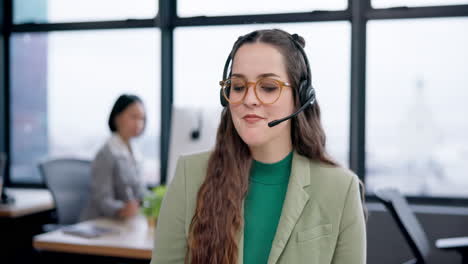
top-left (376, 188), bottom-right (468, 264)
top-left (39, 159), bottom-right (92, 228)
top-left (375, 188), bottom-right (431, 264)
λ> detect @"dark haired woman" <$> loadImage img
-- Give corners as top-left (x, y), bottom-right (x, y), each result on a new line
top-left (81, 94), bottom-right (147, 220)
top-left (152, 29), bottom-right (366, 264)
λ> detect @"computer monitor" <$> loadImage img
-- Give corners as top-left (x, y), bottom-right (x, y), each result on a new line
top-left (167, 106), bottom-right (222, 183)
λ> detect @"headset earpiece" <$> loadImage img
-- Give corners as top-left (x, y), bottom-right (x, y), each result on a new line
top-left (220, 87), bottom-right (228, 107)
top-left (298, 81), bottom-right (309, 105)
top-left (220, 49), bottom-right (235, 107)
top-left (298, 81), bottom-right (316, 107)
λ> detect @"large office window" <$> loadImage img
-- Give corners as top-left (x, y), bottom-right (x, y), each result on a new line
top-left (372, 0), bottom-right (468, 8)
top-left (4, 0), bottom-right (468, 203)
top-left (10, 29), bottom-right (161, 185)
top-left (174, 22), bottom-right (350, 167)
top-left (366, 18), bottom-right (468, 197)
top-left (177, 0), bottom-right (347, 17)
top-left (13, 0), bottom-right (158, 24)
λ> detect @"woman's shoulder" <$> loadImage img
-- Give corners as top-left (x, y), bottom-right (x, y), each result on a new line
top-left (93, 141), bottom-right (113, 161)
top-left (175, 151), bottom-right (211, 179)
top-left (179, 151), bottom-right (212, 165)
top-left (92, 137), bottom-right (122, 166)
top-left (171, 151), bottom-right (212, 198)
top-left (296, 155), bottom-right (361, 209)
top-left (299, 155), bottom-right (359, 193)
top-left (311, 160), bottom-right (357, 182)
top-left (95, 135), bottom-right (129, 159)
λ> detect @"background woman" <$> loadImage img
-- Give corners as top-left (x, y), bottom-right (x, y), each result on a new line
top-left (81, 94), bottom-right (147, 220)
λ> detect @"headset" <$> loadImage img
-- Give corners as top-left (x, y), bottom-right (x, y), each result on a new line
top-left (219, 33), bottom-right (316, 127)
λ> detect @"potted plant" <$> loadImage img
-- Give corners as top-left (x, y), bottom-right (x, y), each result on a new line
top-left (141, 185), bottom-right (167, 228)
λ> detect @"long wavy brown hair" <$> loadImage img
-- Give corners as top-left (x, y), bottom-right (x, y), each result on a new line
top-left (187, 29), bottom-right (363, 264)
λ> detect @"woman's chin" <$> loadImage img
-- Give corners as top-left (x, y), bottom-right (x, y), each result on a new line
top-left (238, 132), bottom-right (266, 148)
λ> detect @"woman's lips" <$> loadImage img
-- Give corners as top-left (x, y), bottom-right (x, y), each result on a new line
top-left (243, 114), bottom-right (265, 124)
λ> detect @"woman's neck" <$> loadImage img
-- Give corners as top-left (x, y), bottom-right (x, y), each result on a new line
top-left (250, 138), bottom-right (292, 164)
top-left (116, 133), bottom-right (132, 151)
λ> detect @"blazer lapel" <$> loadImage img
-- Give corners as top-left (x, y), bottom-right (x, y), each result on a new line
top-left (267, 152), bottom-right (311, 264)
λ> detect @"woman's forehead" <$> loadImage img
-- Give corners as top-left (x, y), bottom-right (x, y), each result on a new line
top-left (231, 42), bottom-right (288, 80)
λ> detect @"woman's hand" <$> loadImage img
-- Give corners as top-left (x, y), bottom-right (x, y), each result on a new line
top-left (118, 200), bottom-right (140, 219)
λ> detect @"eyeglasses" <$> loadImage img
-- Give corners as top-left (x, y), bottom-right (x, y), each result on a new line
top-left (219, 77), bottom-right (291, 105)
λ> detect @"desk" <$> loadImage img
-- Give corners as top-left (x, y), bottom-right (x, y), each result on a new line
top-left (437, 237), bottom-right (468, 264)
top-left (0, 188), bottom-right (54, 218)
top-left (33, 215), bottom-right (153, 260)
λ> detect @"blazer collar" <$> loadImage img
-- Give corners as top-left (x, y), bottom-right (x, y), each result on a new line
top-left (236, 151), bottom-right (311, 264)
top-left (108, 133), bottom-right (142, 163)
top-left (268, 151), bottom-right (311, 264)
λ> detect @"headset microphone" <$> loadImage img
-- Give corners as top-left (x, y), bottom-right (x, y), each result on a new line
top-left (267, 89), bottom-right (315, 127)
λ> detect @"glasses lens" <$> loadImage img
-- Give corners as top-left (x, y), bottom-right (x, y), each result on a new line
top-left (256, 78), bottom-right (281, 104)
top-left (224, 77), bottom-right (246, 104)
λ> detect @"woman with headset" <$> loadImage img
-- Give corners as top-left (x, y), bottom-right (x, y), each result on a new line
top-left (152, 29), bottom-right (366, 264)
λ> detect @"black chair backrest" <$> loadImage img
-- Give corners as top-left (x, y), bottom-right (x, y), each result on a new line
top-left (375, 188), bottom-right (431, 264)
top-left (39, 159), bottom-right (92, 225)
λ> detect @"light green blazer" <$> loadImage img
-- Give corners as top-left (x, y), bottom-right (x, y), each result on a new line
top-left (151, 151), bottom-right (366, 264)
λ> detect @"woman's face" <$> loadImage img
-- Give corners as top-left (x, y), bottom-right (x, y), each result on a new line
top-left (229, 42), bottom-right (295, 148)
top-left (115, 102), bottom-right (146, 140)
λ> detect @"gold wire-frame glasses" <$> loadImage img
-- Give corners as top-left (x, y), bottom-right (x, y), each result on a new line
top-left (219, 77), bottom-right (291, 105)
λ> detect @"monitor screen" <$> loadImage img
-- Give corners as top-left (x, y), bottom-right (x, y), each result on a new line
top-left (167, 106), bottom-right (221, 183)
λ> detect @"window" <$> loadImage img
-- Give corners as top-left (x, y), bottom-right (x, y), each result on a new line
top-left (178, 0), bottom-right (347, 17)
top-left (174, 22), bottom-right (350, 167)
top-left (372, 0), bottom-right (468, 8)
top-left (13, 0), bottom-right (158, 24)
top-left (10, 29), bottom-right (161, 185)
top-left (366, 18), bottom-right (468, 197)
top-left (6, 0), bottom-right (468, 203)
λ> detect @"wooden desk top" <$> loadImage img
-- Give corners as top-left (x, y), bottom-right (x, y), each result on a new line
top-left (33, 215), bottom-right (154, 260)
top-left (0, 188), bottom-right (54, 218)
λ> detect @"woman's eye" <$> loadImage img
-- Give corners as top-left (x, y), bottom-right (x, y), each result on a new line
top-left (261, 86), bottom-right (279, 92)
top-left (232, 86), bottom-right (245, 92)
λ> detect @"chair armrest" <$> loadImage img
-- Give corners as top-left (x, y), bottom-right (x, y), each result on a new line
top-left (436, 237), bottom-right (468, 250)
top-left (402, 258), bottom-right (417, 264)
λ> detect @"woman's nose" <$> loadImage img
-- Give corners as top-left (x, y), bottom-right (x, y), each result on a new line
top-left (243, 84), bottom-right (259, 106)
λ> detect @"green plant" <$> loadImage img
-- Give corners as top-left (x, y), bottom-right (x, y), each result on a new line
top-left (141, 185), bottom-right (167, 219)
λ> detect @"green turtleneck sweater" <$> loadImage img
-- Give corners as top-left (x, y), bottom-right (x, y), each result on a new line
top-left (243, 151), bottom-right (293, 264)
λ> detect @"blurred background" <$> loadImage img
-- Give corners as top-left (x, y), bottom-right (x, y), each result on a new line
top-left (1, 0), bottom-right (468, 263)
